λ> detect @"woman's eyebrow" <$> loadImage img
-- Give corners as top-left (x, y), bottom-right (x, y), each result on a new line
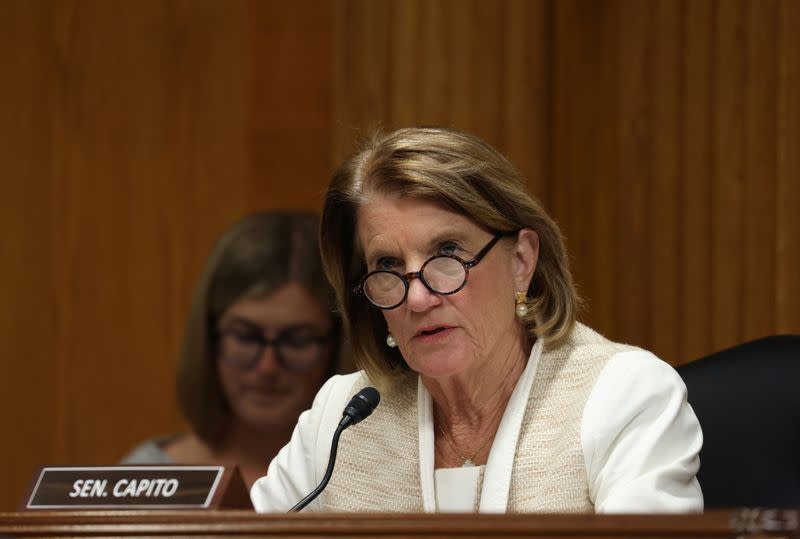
top-left (426, 229), bottom-right (469, 247)
top-left (364, 230), bottom-right (470, 262)
top-left (218, 316), bottom-right (262, 331)
top-left (361, 235), bottom-right (401, 265)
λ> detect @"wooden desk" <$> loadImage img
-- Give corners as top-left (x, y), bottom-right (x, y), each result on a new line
top-left (0, 509), bottom-right (798, 537)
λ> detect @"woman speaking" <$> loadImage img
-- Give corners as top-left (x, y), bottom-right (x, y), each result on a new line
top-left (250, 127), bottom-right (702, 513)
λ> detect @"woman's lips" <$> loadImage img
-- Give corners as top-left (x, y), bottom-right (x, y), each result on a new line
top-left (413, 326), bottom-right (455, 342)
top-left (243, 387), bottom-right (292, 407)
top-left (244, 385), bottom-right (292, 398)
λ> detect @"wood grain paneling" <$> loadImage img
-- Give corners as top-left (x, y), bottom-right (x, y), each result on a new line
top-left (712, 0), bottom-right (746, 352)
top-left (0, 0), bottom-right (331, 511)
top-left (332, 0), bottom-right (552, 197)
top-left (776, 0), bottom-right (800, 334)
top-left (649, 0), bottom-right (682, 360)
top-left (682, 0), bottom-right (715, 365)
top-left (743, 0), bottom-right (779, 342)
top-left (546, 0), bottom-right (799, 364)
top-left (551, 0), bottom-right (621, 341)
top-left (503, 0), bottom-right (552, 201)
top-left (0, 0), bottom-right (61, 513)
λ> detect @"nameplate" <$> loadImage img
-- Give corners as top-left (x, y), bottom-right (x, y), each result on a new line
top-left (25, 465), bottom-right (251, 510)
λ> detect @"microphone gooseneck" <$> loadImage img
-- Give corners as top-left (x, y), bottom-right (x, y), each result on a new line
top-left (288, 387), bottom-right (381, 512)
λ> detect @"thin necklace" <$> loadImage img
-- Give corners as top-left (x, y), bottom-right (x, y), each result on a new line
top-left (432, 368), bottom-right (519, 468)
top-left (436, 422), bottom-right (494, 467)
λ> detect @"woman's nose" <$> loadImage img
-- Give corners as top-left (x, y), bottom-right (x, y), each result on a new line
top-left (253, 344), bottom-right (281, 375)
top-left (405, 277), bottom-right (440, 312)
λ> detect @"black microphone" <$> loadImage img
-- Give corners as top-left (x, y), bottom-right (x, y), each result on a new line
top-left (288, 387), bottom-right (381, 512)
top-left (338, 386), bottom-right (380, 428)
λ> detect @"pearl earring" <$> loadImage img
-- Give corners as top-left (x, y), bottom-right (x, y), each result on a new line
top-left (515, 291), bottom-right (529, 318)
top-left (386, 333), bottom-right (397, 348)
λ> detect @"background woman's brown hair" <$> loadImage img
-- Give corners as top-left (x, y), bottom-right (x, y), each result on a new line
top-left (177, 211), bottom-right (341, 446)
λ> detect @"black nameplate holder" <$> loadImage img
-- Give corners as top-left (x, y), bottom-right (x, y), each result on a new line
top-left (23, 465), bottom-right (252, 510)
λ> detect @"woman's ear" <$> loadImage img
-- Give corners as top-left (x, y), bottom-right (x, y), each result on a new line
top-left (512, 228), bottom-right (539, 291)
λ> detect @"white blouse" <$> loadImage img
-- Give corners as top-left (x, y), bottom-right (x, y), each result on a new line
top-left (251, 340), bottom-right (703, 513)
top-left (435, 466), bottom-right (484, 512)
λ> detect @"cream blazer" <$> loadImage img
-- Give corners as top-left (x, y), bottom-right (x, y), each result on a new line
top-left (251, 324), bottom-right (703, 513)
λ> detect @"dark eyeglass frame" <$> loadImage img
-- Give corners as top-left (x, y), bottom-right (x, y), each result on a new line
top-left (353, 232), bottom-right (512, 310)
top-left (214, 326), bottom-right (333, 372)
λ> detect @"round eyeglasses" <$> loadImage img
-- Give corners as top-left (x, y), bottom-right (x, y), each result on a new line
top-left (353, 233), bottom-right (509, 310)
top-left (215, 325), bottom-right (332, 372)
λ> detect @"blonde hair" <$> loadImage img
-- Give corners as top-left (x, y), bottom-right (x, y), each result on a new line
top-left (321, 127), bottom-right (579, 389)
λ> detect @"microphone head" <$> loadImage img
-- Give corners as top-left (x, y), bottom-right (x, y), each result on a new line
top-left (342, 386), bottom-right (381, 426)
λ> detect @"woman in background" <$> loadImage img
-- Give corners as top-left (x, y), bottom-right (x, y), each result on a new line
top-left (122, 211), bottom-right (341, 487)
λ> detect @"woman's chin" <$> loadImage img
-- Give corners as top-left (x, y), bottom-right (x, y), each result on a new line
top-left (406, 350), bottom-right (473, 379)
top-left (239, 409), bottom-right (293, 433)
top-left (235, 397), bottom-right (297, 429)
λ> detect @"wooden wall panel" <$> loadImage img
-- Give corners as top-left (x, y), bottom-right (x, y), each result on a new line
top-left (712, 0), bottom-right (746, 352)
top-left (248, 2), bottom-right (333, 207)
top-left (503, 0), bottom-right (553, 201)
top-left (648, 0), bottom-right (682, 360)
top-left (0, 0), bottom-right (331, 511)
top-left (550, 0), bottom-right (622, 343)
top-left (549, 0), bottom-right (799, 365)
top-left (682, 0), bottom-right (715, 361)
top-left (776, 0), bottom-right (800, 334)
top-left (0, 0), bottom-right (61, 513)
top-left (332, 0), bottom-right (552, 198)
top-left (742, 0), bottom-right (779, 341)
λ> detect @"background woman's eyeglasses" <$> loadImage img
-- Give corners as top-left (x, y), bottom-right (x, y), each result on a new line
top-left (353, 233), bottom-right (508, 310)
top-left (215, 325), bottom-right (331, 371)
